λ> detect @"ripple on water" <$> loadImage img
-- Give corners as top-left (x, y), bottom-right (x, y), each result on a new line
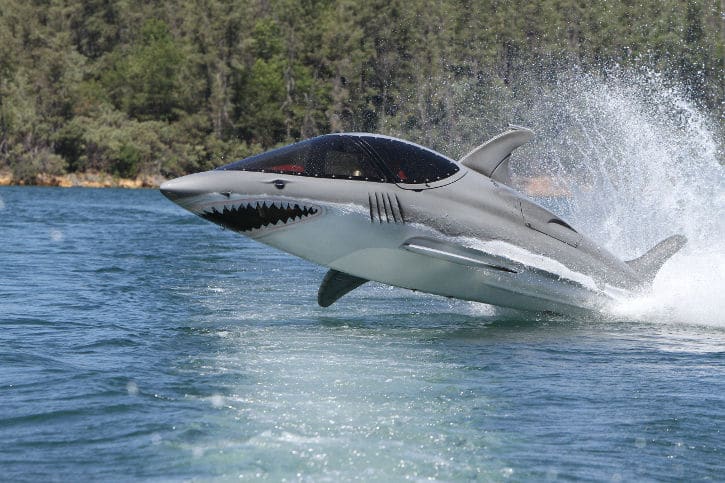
top-left (1, 107), bottom-right (724, 483)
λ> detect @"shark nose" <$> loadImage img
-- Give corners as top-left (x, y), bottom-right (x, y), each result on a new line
top-left (160, 175), bottom-right (205, 202)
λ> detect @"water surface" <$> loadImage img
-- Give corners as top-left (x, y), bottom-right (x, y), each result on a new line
top-left (1, 187), bottom-right (723, 481)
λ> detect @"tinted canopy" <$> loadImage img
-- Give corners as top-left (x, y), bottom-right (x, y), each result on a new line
top-left (217, 134), bottom-right (460, 185)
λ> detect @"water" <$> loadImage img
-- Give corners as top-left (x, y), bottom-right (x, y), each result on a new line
top-left (2, 72), bottom-right (724, 480)
top-left (0, 186), bottom-right (722, 481)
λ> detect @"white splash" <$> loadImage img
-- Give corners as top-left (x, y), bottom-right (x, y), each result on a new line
top-left (511, 69), bottom-right (724, 327)
top-left (606, 247), bottom-right (725, 327)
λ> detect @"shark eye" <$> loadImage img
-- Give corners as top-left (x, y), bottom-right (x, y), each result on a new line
top-left (273, 179), bottom-right (286, 190)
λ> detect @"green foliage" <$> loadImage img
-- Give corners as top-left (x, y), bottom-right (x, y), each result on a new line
top-left (8, 145), bottom-right (67, 184)
top-left (0, 0), bottom-right (722, 182)
top-left (103, 19), bottom-right (185, 121)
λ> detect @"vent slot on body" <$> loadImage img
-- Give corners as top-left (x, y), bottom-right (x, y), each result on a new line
top-left (369, 193), bottom-right (405, 223)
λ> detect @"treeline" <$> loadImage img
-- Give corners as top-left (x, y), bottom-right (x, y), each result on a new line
top-left (0, 0), bottom-right (722, 183)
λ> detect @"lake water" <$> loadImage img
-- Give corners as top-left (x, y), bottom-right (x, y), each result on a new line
top-left (1, 186), bottom-right (723, 481)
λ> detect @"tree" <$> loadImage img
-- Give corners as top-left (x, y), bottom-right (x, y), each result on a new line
top-left (104, 19), bottom-right (185, 121)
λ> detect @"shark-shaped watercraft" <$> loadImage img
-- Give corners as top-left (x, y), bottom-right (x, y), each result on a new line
top-left (160, 127), bottom-right (685, 314)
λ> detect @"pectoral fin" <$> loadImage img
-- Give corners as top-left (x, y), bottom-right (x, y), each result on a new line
top-left (318, 269), bottom-right (369, 307)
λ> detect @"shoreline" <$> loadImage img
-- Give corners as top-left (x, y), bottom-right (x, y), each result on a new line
top-left (0, 171), bottom-right (167, 189)
top-left (0, 171), bottom-right (572, 197)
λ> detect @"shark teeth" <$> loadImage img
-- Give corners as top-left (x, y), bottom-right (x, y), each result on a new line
top-left (200, 200), bottom-right (319, 233)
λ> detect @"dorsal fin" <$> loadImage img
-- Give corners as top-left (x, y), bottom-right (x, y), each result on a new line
top-left (318, 269), bottom-right (369, 307)
top-left (459, 126), bottom-right (533, 185)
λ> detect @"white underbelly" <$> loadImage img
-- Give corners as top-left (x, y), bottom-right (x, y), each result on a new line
top-left (256, 206), bottom-right (608, 314)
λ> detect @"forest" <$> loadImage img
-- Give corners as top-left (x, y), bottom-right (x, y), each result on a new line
top-left (0, 0), bottom-right (722, 184)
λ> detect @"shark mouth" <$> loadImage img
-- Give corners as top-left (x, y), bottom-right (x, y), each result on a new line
top-left (199, 200), bottom-right (320, 234)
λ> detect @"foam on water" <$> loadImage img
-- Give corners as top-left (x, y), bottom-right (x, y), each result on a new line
top-left (506, 69), bottom-right (724, 327)
top-left (609, 249), bottom-right (725, 327)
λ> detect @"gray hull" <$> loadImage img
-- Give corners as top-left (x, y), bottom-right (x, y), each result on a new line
top-left (161, 130), bottom-right (685, 314)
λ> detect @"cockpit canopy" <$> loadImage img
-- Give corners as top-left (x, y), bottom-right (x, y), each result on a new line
top-left (217, 134), bottom-right (460, 185)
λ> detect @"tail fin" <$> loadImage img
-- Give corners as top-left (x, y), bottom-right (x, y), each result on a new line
top-left (625, 234), bottom-right (687, 284)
